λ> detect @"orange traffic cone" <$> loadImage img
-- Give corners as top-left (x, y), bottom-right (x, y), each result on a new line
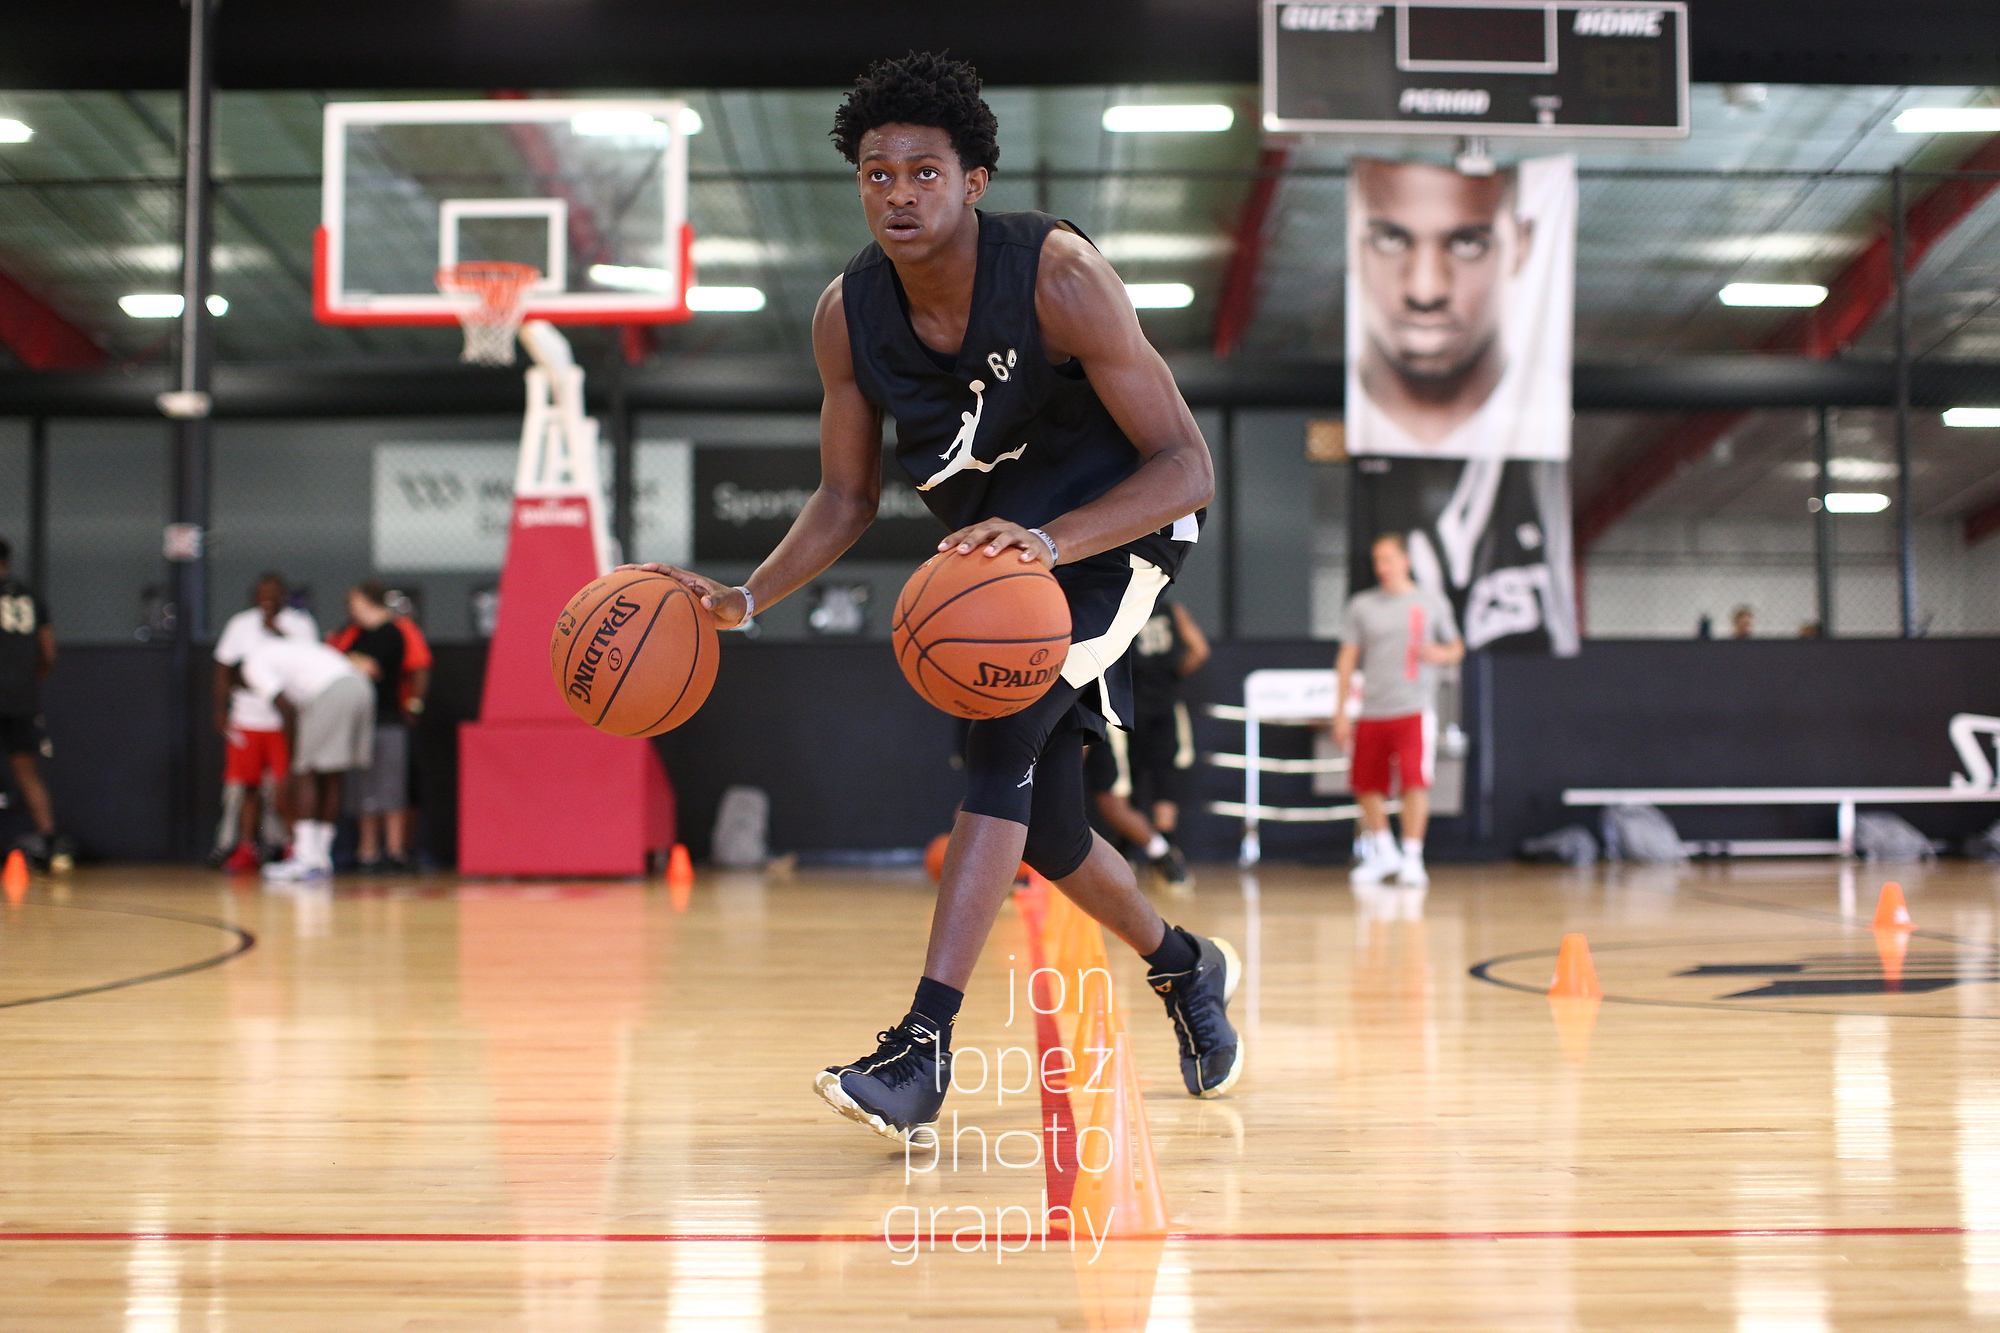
top-left (2, 849), bottom-right (26, 905)
top-left (1548, 933), bottom-right (1602, 999)
top-left (1871, 881), bottom-right (1913, 931)
top-left (665, 844), bottom-right (694, 912)
top-left (1066, 1018), bottom-right (1170, 1238)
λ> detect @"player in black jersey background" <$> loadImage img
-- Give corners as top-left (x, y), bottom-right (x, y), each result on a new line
top-left (635, 53), bottom-right (1243, 1143)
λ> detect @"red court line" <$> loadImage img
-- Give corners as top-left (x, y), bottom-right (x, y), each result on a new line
top-left (0, 1225), bottom-right (1980, 1244)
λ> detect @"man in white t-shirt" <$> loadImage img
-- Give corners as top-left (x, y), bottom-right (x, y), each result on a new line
top-left (241, 636), bottom-right (372, 881)
top-left (211, 574), bottom-right (319, 873)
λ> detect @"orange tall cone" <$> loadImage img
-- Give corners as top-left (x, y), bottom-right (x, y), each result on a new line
top-left (1548, 933), bottom-right (1602, 999)
top-left (665, 844), bottom-right (694, 911)
top-left (2, 849), bottom-right (26, 905)
top-left (1066, 1021), bottom-right (1170, 1237)
top-left (1872, 881), bottom-right (1913, 931)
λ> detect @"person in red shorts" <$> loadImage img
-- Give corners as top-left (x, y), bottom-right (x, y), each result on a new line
top-left (211, 574), bottom-right (320, 872)
top-left (1333, 533), bottom-right (1464, 886)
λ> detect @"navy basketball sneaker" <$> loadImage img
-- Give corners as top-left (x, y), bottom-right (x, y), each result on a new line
top-left (1148, 931), bottom-right (1243, 1097)
top-left (814, 1013), bottom-right (952, 1143)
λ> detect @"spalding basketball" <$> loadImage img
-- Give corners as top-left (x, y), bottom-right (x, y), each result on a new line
top-left (551, 569), bottom-right (718, 736)
top-left (892, 551), bottom-right (1071, 720)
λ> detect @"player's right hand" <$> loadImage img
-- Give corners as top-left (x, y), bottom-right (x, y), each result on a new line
top-left (1332, 713), bottom-right (1354, 754)
top-left (617, 563), bottom-right (750, 629)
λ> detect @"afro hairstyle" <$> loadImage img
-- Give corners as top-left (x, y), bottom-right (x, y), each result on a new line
top-left (830, 52), bottom-right (999, 173)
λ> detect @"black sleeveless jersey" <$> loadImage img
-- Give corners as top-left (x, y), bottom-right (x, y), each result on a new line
top-left (842, 210), bottom-right (1201, 578)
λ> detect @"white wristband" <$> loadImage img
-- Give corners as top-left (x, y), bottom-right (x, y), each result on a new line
top-left (1027, 528), bottom-right (1059, 565)
top-left (725, 585), bottom-right (756, 630)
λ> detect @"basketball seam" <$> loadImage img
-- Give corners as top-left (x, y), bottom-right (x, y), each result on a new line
top-left (588, 586), bottom-right (673, 729)
top-left (904, 627), bottom-right (1070, 705)
top-left (559, 576), bottom-right (642, 684)
top-left (626, 589), bottom-right (707, 736)
top-left (901, 567), bottom-right (1064, 643)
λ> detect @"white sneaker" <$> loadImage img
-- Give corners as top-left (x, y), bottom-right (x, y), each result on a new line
top-left (1350, 845), bottom-right (1401, 886)
top-left (1395, 853), bottom-right (1429, 887)
top-left (262, 858), bottom-right (311, 881)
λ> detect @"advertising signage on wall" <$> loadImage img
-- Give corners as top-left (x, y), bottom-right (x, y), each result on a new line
top-left (693, 448), bottom-right (944, 563)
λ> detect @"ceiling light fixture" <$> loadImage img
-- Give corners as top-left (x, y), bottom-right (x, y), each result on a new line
top-left (120, 294), bottom-right (226, 317)
top-left (1102, 105), bottom-right (1234, 133)
top-left (0, 119), bottom-right (31, 143)
top-left (1719, 282), bottom-right (1828, 307)
top-left (1893, 107), bottom-right (2000, 134)
top-left (1822, 492), bottom-right (1890, 514)
top-left (1943, 407), bottom-right (2000, 428)
top-left (685, 285), bottom-right (765, 312)
top-left (1124, 283), bottom-right (1195, 309)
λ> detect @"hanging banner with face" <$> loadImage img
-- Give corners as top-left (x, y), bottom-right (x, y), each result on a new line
top-left (1345, 153), bottom-right (1579, 655)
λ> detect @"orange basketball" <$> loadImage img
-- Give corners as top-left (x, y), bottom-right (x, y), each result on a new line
top-left (551, 569), bottom-right (718, 736)
top-left (892, 550), bottom-right (1071, 720)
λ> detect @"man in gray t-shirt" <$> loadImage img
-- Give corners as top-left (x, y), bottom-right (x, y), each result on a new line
top-left (1334, 532), bottom-right (1464, 886)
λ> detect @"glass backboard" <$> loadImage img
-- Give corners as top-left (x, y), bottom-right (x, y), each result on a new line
top-left (316, 99), bottom-right (692, 325)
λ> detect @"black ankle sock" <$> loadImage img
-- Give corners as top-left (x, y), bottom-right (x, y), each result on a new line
top-left (1143, 925), bottom-right (1199, 975)
top-left (911, 976), bottom-right (964, 1033)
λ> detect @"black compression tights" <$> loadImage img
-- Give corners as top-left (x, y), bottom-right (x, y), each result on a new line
top-left (959, 679), bottom-right (1096, 881)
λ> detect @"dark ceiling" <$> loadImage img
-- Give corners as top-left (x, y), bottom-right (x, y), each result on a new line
top-left (6, 1), bottom-right (2000, 91)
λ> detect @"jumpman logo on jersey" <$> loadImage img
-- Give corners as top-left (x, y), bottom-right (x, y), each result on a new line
top-left (1016, 760), bottom-right (1037, 789)
top-left (918, 377), bottom-right (1029, 491)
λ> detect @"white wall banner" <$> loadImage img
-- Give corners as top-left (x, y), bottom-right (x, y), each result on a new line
top-left (1344, 153), bottom-right (1579, 654)
top-left (373, 441), bottom-right (691, 572)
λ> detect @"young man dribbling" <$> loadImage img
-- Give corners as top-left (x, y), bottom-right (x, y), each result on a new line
top-left (633, 53), bottom-right (1243, 1143)
top-left (1334, 533), bottom-right (1465, 887)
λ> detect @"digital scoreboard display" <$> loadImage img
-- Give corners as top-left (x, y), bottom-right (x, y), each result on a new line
top-left (1264, 0), bottom-right (1689, 137)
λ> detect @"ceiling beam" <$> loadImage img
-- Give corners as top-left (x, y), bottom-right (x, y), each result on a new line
top-left (1211, 146), bottom-right (1288, 359)
top-left (0, 264), bottom-right (105, 371)
top-left (1576, 134), bottom-right (2000, 554)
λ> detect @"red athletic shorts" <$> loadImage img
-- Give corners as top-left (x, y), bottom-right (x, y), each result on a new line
top-left (225, 727), bottom-right (289, 785)
top-left (1350, 712), bottom-right (1433, 795)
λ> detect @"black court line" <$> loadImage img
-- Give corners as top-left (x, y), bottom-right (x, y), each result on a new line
top-left (1468, 876), bottom-right (2000, 1020)
top-left (0, 898), bottom-right (255, 1012)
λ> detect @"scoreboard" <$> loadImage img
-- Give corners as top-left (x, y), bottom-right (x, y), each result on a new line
top-left (1263, 0), bottom-right (1689, 138)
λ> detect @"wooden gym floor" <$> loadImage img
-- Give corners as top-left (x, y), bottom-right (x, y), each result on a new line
top-left (2, 858), bottom-right (1998, 1330)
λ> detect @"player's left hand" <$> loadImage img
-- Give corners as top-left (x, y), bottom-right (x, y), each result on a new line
top-left (1416, 642), bottom-right (1456, 666)
top-left (939, 519), bottom-right (1055, 566)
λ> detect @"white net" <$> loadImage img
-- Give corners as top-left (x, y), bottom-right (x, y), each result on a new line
top-left (436, 261), bottom-right (540, 366)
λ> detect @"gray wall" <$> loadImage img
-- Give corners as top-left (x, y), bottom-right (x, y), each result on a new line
top-left (0, 420), bottom-right (25, 578)
top-left (44, 421), bottom-right (169, 644)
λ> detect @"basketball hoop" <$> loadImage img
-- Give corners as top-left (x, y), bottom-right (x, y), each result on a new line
top-left (437, 261), bottom-right (540, 366)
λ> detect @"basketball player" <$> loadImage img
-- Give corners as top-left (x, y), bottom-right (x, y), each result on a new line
top-left (212, 573), bottom-right (319, 872)
top-left (328, 582), bottom-right (432, 873)
top-left (0, 538), bottom-right (68, 870)
top-left (637, 53), bottom-right (1241, 1142)
top-left (243, 636), bottom-right (373, 882)
top-left (1333, 533), bottom-right (1464, 887)
top-left (1083, 598), bottom-right (1207, 890)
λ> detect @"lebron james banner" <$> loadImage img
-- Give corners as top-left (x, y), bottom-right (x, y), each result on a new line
top-left (1345, 153), bottom-right (1579, 655)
